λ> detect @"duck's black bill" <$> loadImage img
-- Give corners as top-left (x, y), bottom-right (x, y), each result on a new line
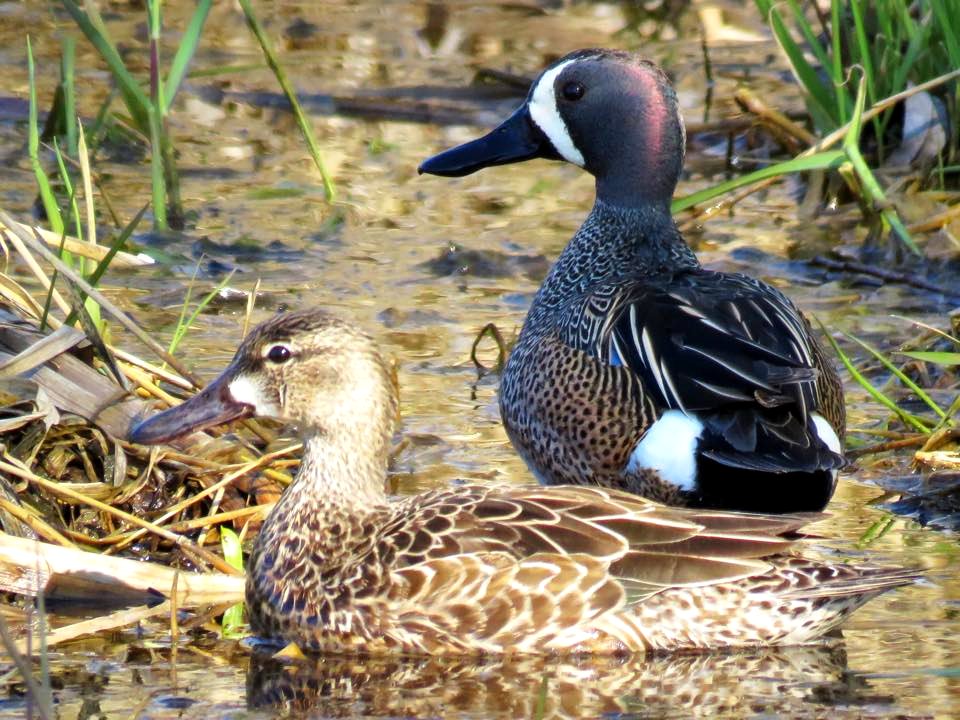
top-left (418, 106), bottom-right (558, 177)
top-left (128, 374), bottom-right (253, 445)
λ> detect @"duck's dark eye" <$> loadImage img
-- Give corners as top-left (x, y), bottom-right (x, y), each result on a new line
top-left (561, 81), bottom-right (585, 101)
top-left (266, 344), bottom-right (292, 364)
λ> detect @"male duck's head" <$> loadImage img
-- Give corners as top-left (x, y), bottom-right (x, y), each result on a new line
top-left (128, 309), bottom-right (397, 452)
top-left (419, 49), bottom-right (685, 209)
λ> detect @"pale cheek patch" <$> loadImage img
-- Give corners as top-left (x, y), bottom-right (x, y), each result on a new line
top-left (626, 410), bottom-right (703, 492)
top-left (228, 375), bottom-right (281, 417)
top-left (528, 60), bottom-right (586, 167)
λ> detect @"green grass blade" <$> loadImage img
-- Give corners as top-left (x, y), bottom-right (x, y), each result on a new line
top-left (818, 322), bottom-right (931, 433)
top-left (164, 0), bottom-right (212, 113)
top-left (27, 37), bottom-right (64, 236)
top-left (219, 526), bottom-right (246, 639)
top-left (842, 71), bottom-right (919, 254)
top-left (890, 315), bottom-right (960, 347)
top-left (888, 15), bottom-right (926, 106)
top-left (51, 139), bottom-right (81, 271)
top-left (845, 333), bottom-right (948, 421)
top-left (63, 203), bottom-right (149, 327)
top-left (829, 0), bottom-right (849, 123)
top-left (236, 0), bottom-right (336, 202)
top-left (932, 1), bottom-right (960, 68)
top-left (170, 263), bottom-right (199, 355)
top-left (147, 106), bottom-right (168, 230)
top-left (671, 150), bottom-right (845, 213)
top-left (848, 2), bottom-right (875, 105)
top-left (60, 0), bottom-right (151, 132)
top-left (168, 269), bottom-right (236, 357)
top-left (221, 526), bottom-right (244, 571)
top-left (762, 4), bottom-right (838, 129)
top-left (898, 351), bottom-right (960, 366)
top-left (60, 35), bottom-right (77, 156)
top-left (785, 0), bottom-right (833, 80)
top-left (847, 0), bottom-right (885, 149)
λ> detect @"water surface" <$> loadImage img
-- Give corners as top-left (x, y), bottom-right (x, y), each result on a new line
top-left (0, 2), bottom-right (957, 717)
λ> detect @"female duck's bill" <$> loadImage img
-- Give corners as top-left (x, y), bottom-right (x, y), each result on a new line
top-left (128, 369), bottom-right (254, 445)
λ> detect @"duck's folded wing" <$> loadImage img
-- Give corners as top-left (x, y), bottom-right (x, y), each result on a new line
top-left (595, 271), bottom-right (816, 415)
top-left (587, 271), bottom-right (842, 472)
top-left (387, 485), bottom-right (805, 592)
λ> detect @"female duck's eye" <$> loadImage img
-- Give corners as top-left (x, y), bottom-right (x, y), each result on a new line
top-left (562, 81), bottom-right (585, 101)
top-left (266, 344), bottom-right (292, 363)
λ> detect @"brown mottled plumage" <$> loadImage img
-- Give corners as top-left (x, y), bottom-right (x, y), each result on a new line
top-left (419, 49), bottom-right (847, 513)
top-left (129, 309), bottom-right (914, 655)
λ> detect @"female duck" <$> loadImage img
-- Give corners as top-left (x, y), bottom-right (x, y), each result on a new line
top-left (420, 49), bottom-right (845, 513)
top-left (129, 309), bottom-right (911, 655)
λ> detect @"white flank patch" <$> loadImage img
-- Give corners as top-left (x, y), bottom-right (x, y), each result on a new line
top-left (626, 410), bottom-right (703, 492)
top-left (811, 413), bottom-right (842, 455)
top-left (528, 60), bottom-right (586, 167)
top-left (228, 375), bottom-right (280, 416)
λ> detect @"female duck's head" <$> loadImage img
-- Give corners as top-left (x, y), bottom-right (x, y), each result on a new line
top-left (128, 309), bottom-right (398, 458)
top-left (419, 49), bottom-right (685, 209)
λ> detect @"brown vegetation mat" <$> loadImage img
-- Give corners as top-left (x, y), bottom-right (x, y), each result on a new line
top-left (0, 218), bottom-right (297, 615)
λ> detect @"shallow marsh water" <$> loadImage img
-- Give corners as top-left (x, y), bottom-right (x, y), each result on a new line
top-left (1, 1), bottom-right (959, 718)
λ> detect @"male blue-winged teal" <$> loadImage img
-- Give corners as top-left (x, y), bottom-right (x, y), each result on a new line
top-left (419, 49), bottom-right (846, 513)
top-left (129, 309), bottom-right (913, 655)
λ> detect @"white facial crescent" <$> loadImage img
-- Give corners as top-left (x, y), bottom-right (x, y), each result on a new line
top-left (528, 60), bottom-right (586, 167)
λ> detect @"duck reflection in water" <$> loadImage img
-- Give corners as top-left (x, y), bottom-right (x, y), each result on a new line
top-left (246, 641), bottom-right (895, 718)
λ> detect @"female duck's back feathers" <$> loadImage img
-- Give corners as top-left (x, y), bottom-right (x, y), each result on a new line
top-left (129, 310), bottom-right (914, 655)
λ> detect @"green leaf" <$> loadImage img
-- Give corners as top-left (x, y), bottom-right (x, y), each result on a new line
top-left (247, 187), bottom-right (307, 200)
top-left (221, 526), bottom-right (244, 570)
top-left (932, 1), bottom-right (960, 68)
top-left (219, 527), bottom-right (246, 639)
top-left (763, 4), bottom-right (838, 129)
top-left (60, 35), bottom-right (77, 156)
top-left (818, 321), bottom-right (931, 434)
top-left (829, 0), bottom-right (849, 123)
top-left (858, 515), bottom-right (896, 548)
top-left (672, 150), bottom-right (845, 213)
top-left (64, 204), bottom-right (149, 328)
top-left (899, 351), bottom-right (960, 366)
top-left (842, 71), bottom-right (919, 254)
top-left (845, 333), bottom-right (948, 421)
top-left (849, 1), bottom-right (876, 106)
top-left (147, 105), bottom-right (168, 230)
top-left (27, 37), bottom-right (63, 236)
top-left (59, 0), bottom-right (151, 132)
top-left (164, 0), bottom-right (212, 114)
top-left (168, 268), bottom-right (236, 356)
top-left (236, 0), bottom-right (336, 202)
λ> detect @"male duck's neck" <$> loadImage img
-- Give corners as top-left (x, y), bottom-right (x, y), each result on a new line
top-left (533, 198), bottom-right (699, 309)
